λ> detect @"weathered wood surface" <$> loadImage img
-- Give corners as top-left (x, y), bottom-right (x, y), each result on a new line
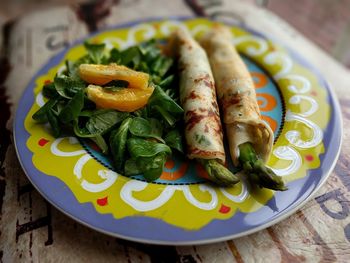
top-left (1, 1), bottom-right (349, 262)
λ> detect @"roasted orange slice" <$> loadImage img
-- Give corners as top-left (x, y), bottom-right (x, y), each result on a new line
top-left (79, 63), bottom-right (149, 89)
top-left (86, 84), bottom-right (154, 112)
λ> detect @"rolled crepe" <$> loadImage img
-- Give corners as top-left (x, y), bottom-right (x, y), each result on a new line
top-left (171, 29), bottom-right (226, 164)
top-left (201, 25), bottom-right (274, 165)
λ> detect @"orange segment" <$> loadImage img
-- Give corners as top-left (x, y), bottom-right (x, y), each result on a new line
top-left (86, 84), bottom-right (154, 112)
top-left (79, 63), bottom-right (149, 89)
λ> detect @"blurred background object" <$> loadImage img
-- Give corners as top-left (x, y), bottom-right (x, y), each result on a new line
top-left (262, 0), bottom-right (350, 68)
top-left (1, 0), bottom-right (350, 67)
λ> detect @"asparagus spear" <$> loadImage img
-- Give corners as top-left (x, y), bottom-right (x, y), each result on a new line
top-left (238, 142), bottom-right (287, 191)
top-left (196, 159), bottom-right (240, 186)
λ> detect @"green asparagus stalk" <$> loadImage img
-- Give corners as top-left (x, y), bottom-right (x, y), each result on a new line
top-left (196, 159), bottom-right (240, 186)
top-left (238, 142), bottom-right (287, 191)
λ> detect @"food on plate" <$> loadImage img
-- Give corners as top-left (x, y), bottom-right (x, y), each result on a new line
top-left (32, 26), bottom-right (286, 190)
top-left (201, 25), bottom-right (287, 190)
top-left (86, 84), bottom-right (154, 112)
top-left (170, 29), bottom-right (239, 186)
top-left (79, 63), bottom-right (149, 89)
top-left (32, 40), bottom-right (184, 182)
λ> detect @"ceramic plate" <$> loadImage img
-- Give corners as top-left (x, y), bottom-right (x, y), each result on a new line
top-left (14, 18), bottom-right (342, 245)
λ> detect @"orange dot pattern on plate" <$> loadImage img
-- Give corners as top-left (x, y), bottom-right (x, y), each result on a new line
top-left (261, 115), bottom-right (278, 133)
top-left (252, 72), bottom-right (268, 88)
top-left (159, 159), bottom-right (189, 181)
top-left (257, 93), bottom-right (277, 111)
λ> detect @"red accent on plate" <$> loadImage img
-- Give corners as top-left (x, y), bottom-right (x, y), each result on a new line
top-left (219, 204), bottom-right (231, 214)
top-left (89, 141), bottom-right (101, 152)
top-left (38, 138), bottom-right (49, 146)
top-left (97, 196), bottom-right (108, 206)
top-left (305, 154), bottom-right (314, 162)
top-left (44, 80), bottom-right (52, 85)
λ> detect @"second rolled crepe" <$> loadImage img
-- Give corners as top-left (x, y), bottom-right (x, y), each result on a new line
top-left (201, 25), bottom-right (274, 165)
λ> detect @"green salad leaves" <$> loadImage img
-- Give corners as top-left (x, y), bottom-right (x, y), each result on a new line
top-left (33, 40), bottom-right (184, 181)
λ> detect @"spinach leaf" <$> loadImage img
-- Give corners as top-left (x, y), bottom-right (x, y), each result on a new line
top-left (142, 41), bottom-right (161, 63)
top-left (153, 105), bottom-right (177, 127)
top-left (54, 75), bottom-right (86, 99)
top-left (73, 122), bottom-right (95, 138)
top-left (124, 158), bottom-right (142, 176)
top-left (109, 48), bottom-right (122, 64)
top-left (164, 89), bottom-right (177, 100)
top-left (32, 99), bottom-right (58, 123)
top-left (73, 55), bottom-right (91, 69)
top-left (134, 107), bottom-right (149, 118)
top-left (150, 75), bottom-right (162, 85)
top-left (42, 82), bottom-right (59, 99)
top-left (58, 90), bottom-right (85, 124)
top-left (149, 85), bottom-right (183, 113)
top-left (159, 75), bottom-right (174, 88)
top-left (129, 117), bottom-right (164, 143)
top-left (110, 117), bottom-right (132, 172)
top-left (164, 129), bottom-right (184, 153)
top-left (120, 46), bottom-right (140, 68)
top-left (139, 39), bottom-right (159, 56)
top-left (51, 100), bottom-right (67, 116)
top-left (86, 109), bottom-right (129, 135)
top-left (91, 134), bottom-right (108, 154)
top-left (148, 85), bottom-right (183, 126)
top-left (151, 56), bottom-right (173, 77)
top-left (125, 153), bottom-right (168, 181)
top-left (74, 110), bottom-right (129, 148)
top-left (149, 118), bottom-right (163, 137)
top-left (79, 110), bottom-right (95, 117)
top-left (139, 61), bottom-right (149, 73)
top-left (46, 108), bottom-right (61, 137)
top-left (65, 59), bottom-right (89, 80)
top-left (136, 152), bottom-right (167, 181)
top-left (84, 42), bottom-right (106, 64)
top-left (65, 60), bottom-right (76, 77)
top-left (127, 138), bottom-right (171, 158)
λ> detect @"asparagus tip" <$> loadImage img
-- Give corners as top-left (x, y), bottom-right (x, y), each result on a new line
top-left (197, 159), bottom-right (240, 186)
top-left (239, 142), bottom-right (287, 191)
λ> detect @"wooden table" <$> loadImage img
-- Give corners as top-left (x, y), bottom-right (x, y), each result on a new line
top-left (1, 1), bottom-right (349, 262)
